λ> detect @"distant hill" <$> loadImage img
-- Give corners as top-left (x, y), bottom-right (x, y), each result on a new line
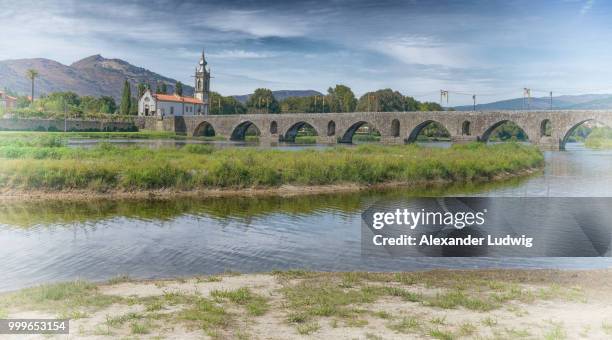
top-left (0, 55), bottom-right (192, 101)
top-left (232, 90), bottom-right (323, 103)
top-left (454, 94), bottom-right (612, 110)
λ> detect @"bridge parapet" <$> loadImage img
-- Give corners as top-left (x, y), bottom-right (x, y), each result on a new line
top-left (137, 110), bottom-right (612, 151)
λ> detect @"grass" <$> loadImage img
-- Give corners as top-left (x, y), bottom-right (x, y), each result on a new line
top-left (210, 287), bottom-right (269, 316)
top-left (0, 280), bottom-right (120, 313)
top-left (0, 138), bottom-right (543, 193)
top-left (388, 317), bottom-right (421, 333)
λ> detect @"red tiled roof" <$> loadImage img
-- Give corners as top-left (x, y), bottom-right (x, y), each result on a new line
top-left (154, 93), bottom-right (204, 104)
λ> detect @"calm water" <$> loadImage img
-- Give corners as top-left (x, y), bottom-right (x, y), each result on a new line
top-left (0, 143), bottom-right (611, 291)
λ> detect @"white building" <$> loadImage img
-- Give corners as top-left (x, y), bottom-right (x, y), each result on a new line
top-left (138, 91), bottom-right (205, 116)
top-left (138, 50), bottom-right (210, 116)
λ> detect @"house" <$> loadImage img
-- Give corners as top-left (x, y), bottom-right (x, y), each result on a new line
top-left (138, 50), bottom-right (210, 116)
top-left (0, 91), bottom-right (17, 111)
top-left (138, 91), bottom-right (206, 116)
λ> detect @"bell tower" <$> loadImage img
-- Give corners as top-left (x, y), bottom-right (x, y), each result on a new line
top-left (194, 49), bottom-right (210, 105)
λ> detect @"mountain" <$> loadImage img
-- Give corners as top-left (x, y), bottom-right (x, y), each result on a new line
top-left (454, 94), bottom-right (612, 110)
top-left (232, 90), bottom-right (323, 103)
top-left (0, 55), bottom-right (192, 101)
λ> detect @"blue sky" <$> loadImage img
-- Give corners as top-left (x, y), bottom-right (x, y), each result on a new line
top-left (1, 0), bottom-right (611, 104)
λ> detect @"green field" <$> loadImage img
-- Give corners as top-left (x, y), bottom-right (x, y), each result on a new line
top-left (0, 133), bottom-right (543, 192)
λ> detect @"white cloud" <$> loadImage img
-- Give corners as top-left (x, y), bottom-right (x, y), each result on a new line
top-left (581, 0), bottom-right (594, 15)
top-left (205, 10), bottom-right (309, 38)
top-left (208, 50), bottom-right (277, 59)
top-left (372, 36), bottom-right (474, 68)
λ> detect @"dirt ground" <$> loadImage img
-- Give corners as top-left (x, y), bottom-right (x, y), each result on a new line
top-left (2, 269), bottom-right (611, 339)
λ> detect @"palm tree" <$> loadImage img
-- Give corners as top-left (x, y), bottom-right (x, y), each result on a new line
top-left (26, 69), bottom-right (39, 102)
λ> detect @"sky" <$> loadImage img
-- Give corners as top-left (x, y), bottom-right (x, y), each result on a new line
top-left (1, 0), bottom-right (612, 104)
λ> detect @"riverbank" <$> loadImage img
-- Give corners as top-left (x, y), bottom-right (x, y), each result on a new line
top-left (1, 269), bottom-right (610, 339)
top-left (0, 140), bottom-right (543, 201)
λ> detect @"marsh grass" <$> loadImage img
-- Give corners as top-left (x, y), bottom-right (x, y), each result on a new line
top-left (0, 141), bottom-right (543, 192)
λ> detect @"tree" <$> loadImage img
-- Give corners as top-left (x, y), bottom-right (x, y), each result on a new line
top-left (357, 89), bottom-right (405, 112)
top-left (120, 80), bottom-right (131, 115)
top-left (25, 69), bottom-right (39, 102)
top-left (175, 81), bottom-right (183, 96)
top-left (156, 81), bottom-right (167, 94)
top-left (327, 85), bottom-right (357, 112)
top-left (98, 96), bottom-right (117, 114)
top-left (137, 83), bottom-right (147, 98)
top-left (209, 92), bottom-right (247, 115)
top-left (246, 88), bottom-right (280, 113)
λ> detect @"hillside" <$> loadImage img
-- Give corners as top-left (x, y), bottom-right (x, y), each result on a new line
top-left (0, 55), bottom-right (192, 101)
top-left (454, 94), bottom-right (612, 110)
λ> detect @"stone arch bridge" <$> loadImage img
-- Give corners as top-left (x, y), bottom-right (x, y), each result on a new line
top-left (136, 110), bottom-right (612, 150)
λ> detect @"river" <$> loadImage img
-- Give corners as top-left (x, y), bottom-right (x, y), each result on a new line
top-left (0, 142), bottom-right (610, 291)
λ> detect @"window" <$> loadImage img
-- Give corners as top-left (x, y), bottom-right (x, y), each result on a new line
top-left (170, 106), bottom-right (174, 115)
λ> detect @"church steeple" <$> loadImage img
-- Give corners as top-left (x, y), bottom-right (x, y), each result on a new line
top-left (194, 48), bottom-right (210, 111)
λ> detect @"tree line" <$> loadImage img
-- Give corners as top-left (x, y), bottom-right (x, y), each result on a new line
top-left (208, 85), bottom-right (443, 115)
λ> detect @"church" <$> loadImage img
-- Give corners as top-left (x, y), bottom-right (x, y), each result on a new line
top-left (138, 50), bottom-right (210, 116)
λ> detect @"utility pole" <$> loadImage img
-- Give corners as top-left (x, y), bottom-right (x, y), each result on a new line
top-left (218, 97), bottom-right (221, 114)
top-left (523, 88), bottom-right (531, 110)
top-left (440, 90), bottom-right (448, 106)
top-left (472, 94), bottom-right (476, 111)
top-left (322, 96), bottom-right (326, 113)
top-left (550, 91), bottom-right (553, 110)
top-left (63, 98), bottom-right (67, 132)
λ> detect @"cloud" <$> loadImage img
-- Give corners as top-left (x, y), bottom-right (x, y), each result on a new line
top-left (204, 10), bottom-right (309, 38)
top-left (208, 50), bottom-right (277, 59)
top-left (372, 36), bottom-right (473, 68)
top-left (580, 0), bottom-right (594, 15)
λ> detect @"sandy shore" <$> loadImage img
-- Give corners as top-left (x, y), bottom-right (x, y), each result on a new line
top-left (0, 168), bottom-right (540, 203)
top-left (1, 268), bottom-right (611, 339)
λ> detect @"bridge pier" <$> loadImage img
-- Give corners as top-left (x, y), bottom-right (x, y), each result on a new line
top-left (380, 136), bottom-right (404, 145)
top-left (316, 136), bottom-right (337, 144)
top-left (451, 136), bottom-right (479, 145)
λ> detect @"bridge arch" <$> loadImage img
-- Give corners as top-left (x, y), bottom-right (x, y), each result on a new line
top-left (230, 121), bottom-right (261, 141)
top-left (406, 120), bottom-right (451, 143)
top-left (270, 121), bottom-right (278, 134)
top-left (561, 119), bottom-right (610, 149)
top-left (283, 121), bottom-right (319, 142)
top-left (327, 120), bottom-right (336, 136)
top-left (481, 120), bottom-right (530, 142)
top-left (340, 121), bottom-right (381, 143)
top-left (193, 121), bottom-right (216, 137)
top-left (462, 121), bottom-right (471, 136)
top-left (540, 119), bottom-right (552, 137)
top-left (391, 119), bottom-right (400, 137)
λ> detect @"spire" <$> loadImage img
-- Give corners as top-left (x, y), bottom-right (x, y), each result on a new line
top-left (200, 48), bottom-right (207, 67)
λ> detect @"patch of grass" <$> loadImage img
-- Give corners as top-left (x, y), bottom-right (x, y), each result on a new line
top-left (544, 323), bottom-right (567, 340)
top-left (296, 322), bottom-right (320, 335)
top-left (344, 317), bottom-right (368, 327)
top-left (603, 320), bottom-right (612, 335)
top-left (107, 274), bottom-right (131, 285)
top-left (210, 287), bottom-right (269, 316)
top-left (0, 141), bottom-right (543, 192)
top-left (504, 327), bottom-right (531, 338)
top-left (430, 316), bottom-right (446, 325)
top-left (428, 327), bottom-right (455, 340)
top-left (130, 321), bottom-right (150, 334)
top-left (106, 312), bottom-right (143, 328)
top-left (388, 316), bottom-right (421, 333)
top-left (426, 289), bottom-right (497, 311)
top-left (481, 316), bottom-right (498, 327)
top-left (373, 310), bottom-right (392, 319)
top-left (458, 322), bottom-right (477, 336)
top-left (0, 280), bottom-right (120, 312)
top-left (179, 298), bottom-right (230, 331)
